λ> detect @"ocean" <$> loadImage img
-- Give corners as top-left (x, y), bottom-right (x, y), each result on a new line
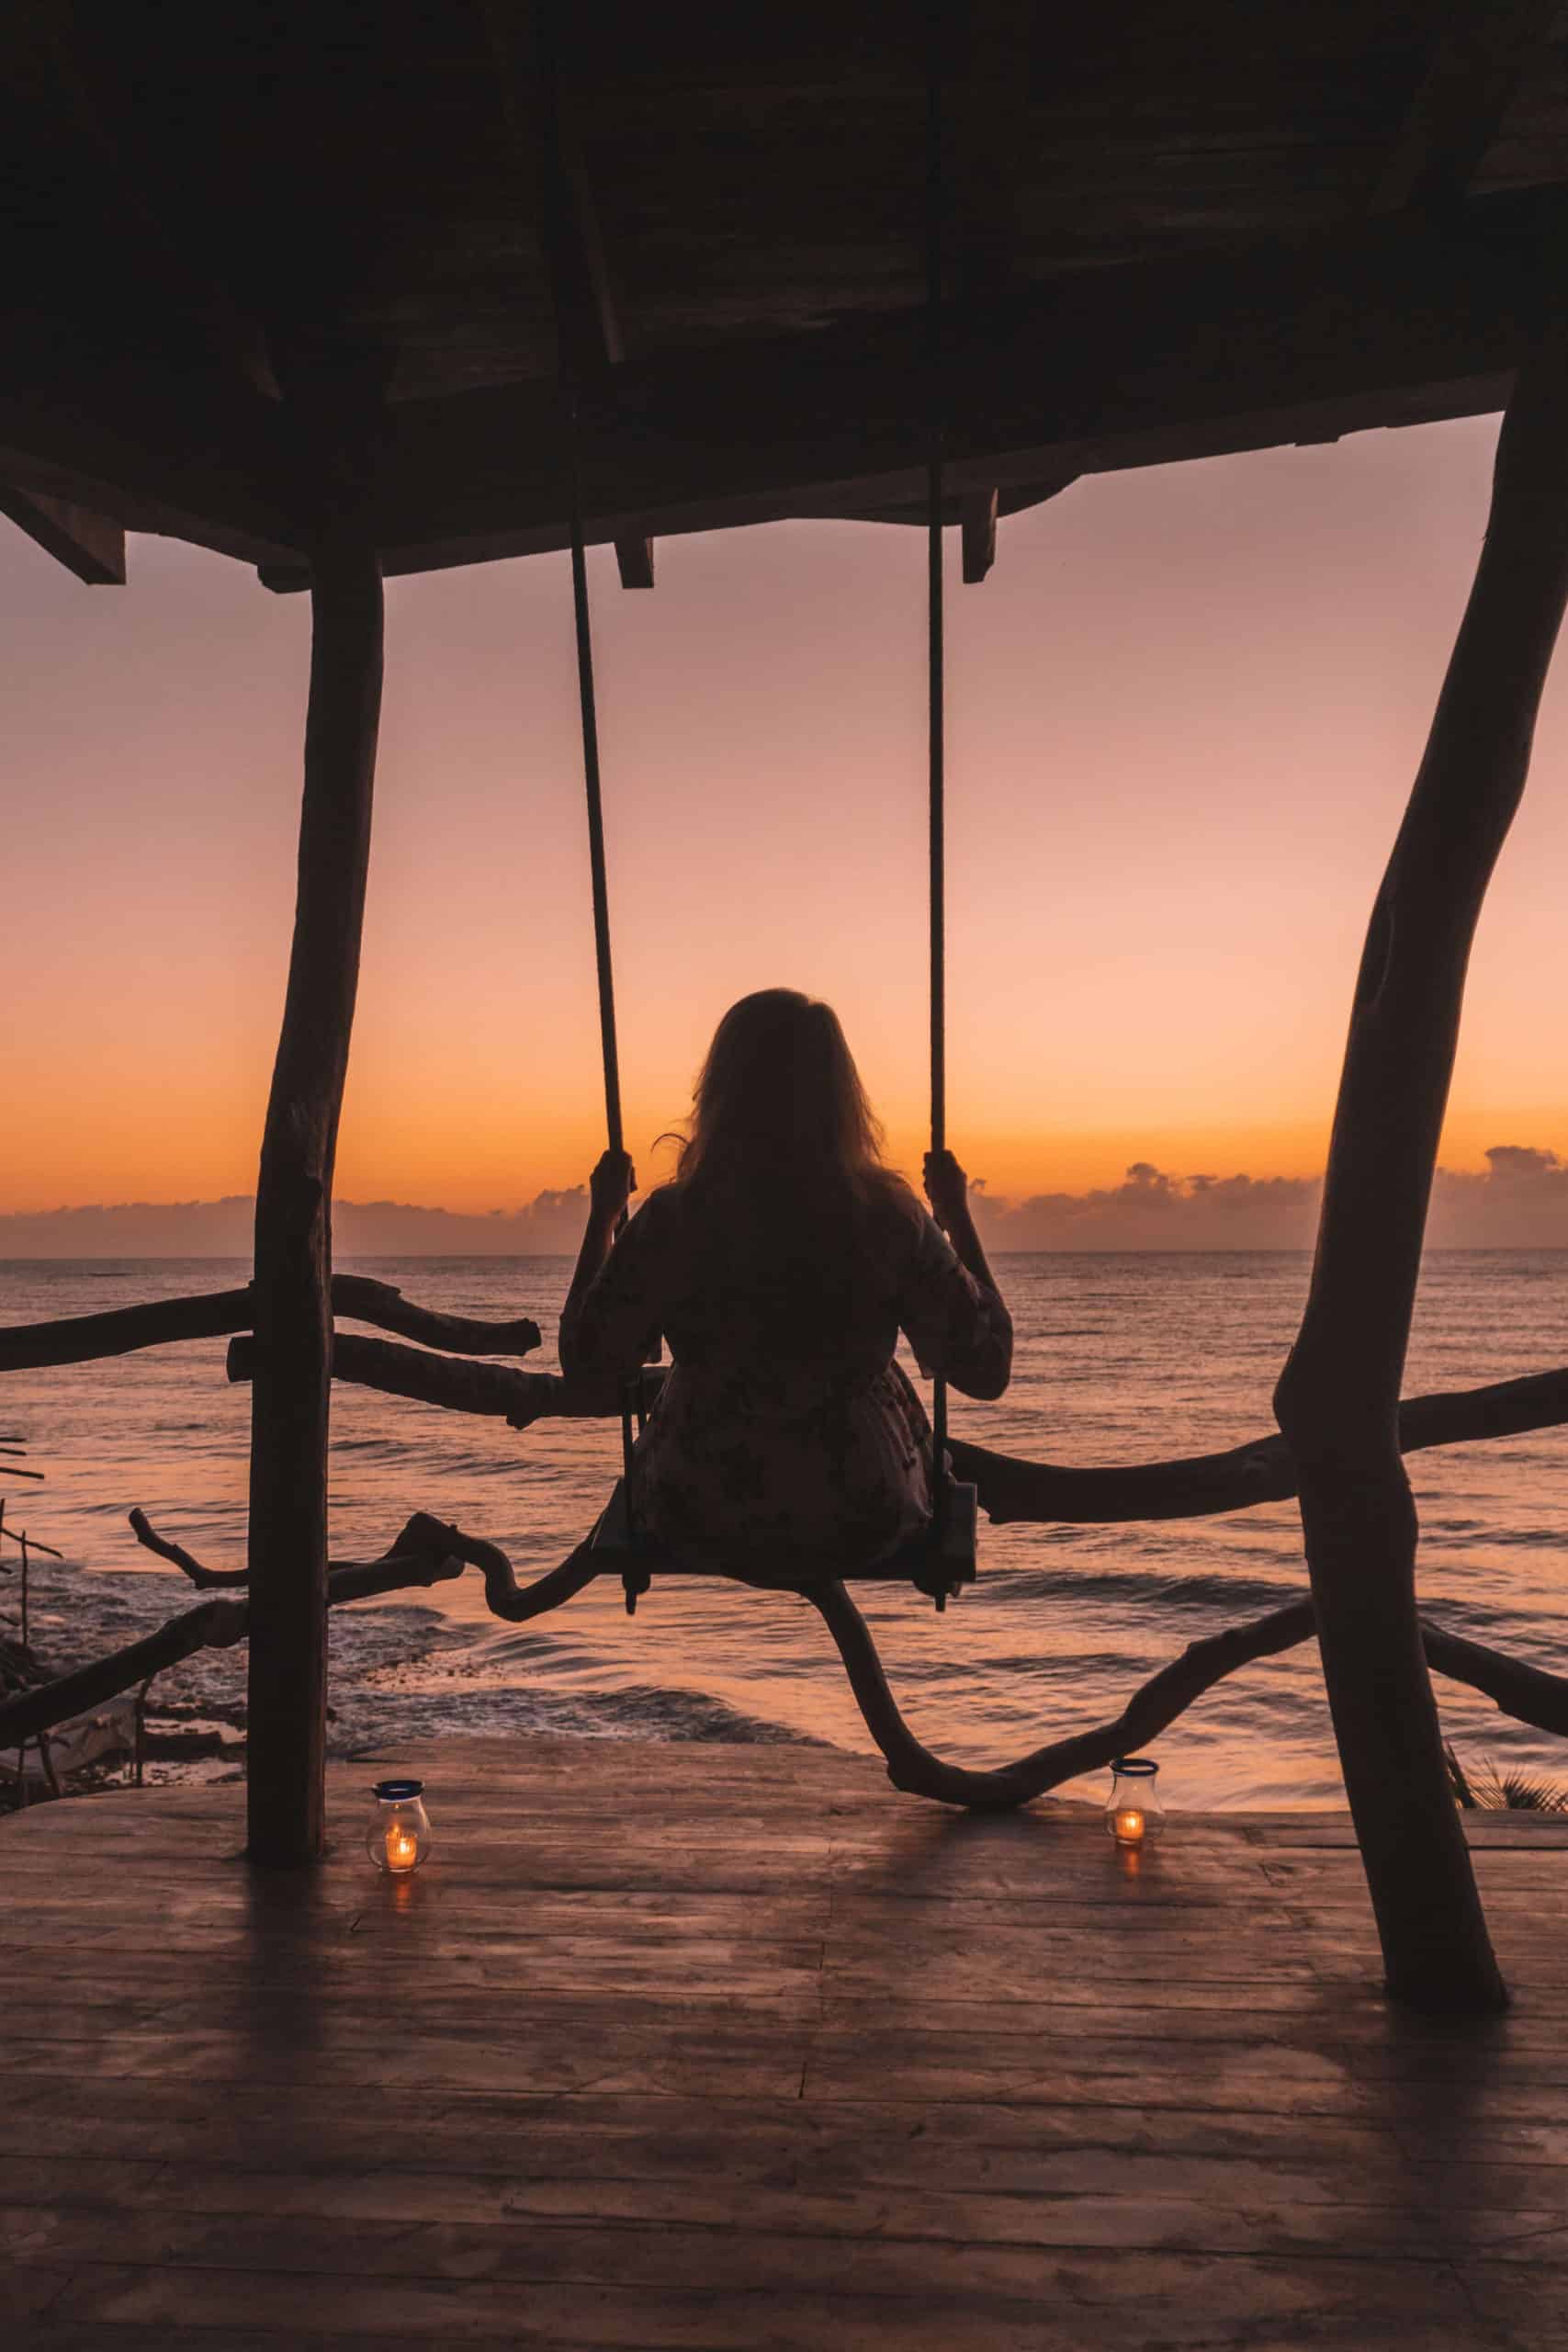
top-left (4, 1250), bottom-right (1567, 1812)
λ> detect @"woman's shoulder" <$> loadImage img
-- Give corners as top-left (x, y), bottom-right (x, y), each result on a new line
top-left (859, 1171), bottom-right (931, 1264)
top-left (636, 1181), bottom-right (681, 1213)
top-left (626, 1182), bottom-right (684, 1240)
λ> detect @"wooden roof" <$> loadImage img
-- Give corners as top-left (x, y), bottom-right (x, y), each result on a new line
top-left (4, 1), bottom-right (1568, 589)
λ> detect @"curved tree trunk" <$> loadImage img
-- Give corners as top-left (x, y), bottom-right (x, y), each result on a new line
top-left (1274, 341), bottom-right (1568, 2014)
top-left (246, 438), bottom-right (385, 1869)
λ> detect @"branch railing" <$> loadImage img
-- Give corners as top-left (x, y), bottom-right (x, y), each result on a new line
top-left (7, 1288), bottom-right (1568, 1811)
top-left (222, 1325), bottom-right (1568, 1521)
top-left (4, 1494), bottom-right (1567, 1809)
top-left (0, 1275), bottom-right (541, 1374)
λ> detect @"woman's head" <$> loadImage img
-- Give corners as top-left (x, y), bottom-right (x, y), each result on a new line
top-left (671, 989), bottom-right (901, 1216)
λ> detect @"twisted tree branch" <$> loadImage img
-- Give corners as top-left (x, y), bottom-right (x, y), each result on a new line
top-left (809, 1583), bottom-right (1316, 1810)
top-left (0, 1597), bottom-right (253, 1749)
top-left (950, 1363), bottom-right (1568, 1526)
top-left (233, 1323), bottom-right (1568, 1525)
top-left (15, 1502), bottom-right (1568, 1799)
top-left (0, 1277), bottom-right (540, 1374)
top-left (809, 1585), bottom-right (1568, 1811)
top-left (0, 1287), bottom-right (255, 1373)
top-left (376, 1511), bottom-right (603, 1623)
top-left (0, 1510), bottom-right (604, 1748)
top-left (227, 1329), bottom-right (663, 1428)
top-left (129, 1508), bottom-right (248, 1588)
top-left (331, 1275), bottom-right (540, 1357)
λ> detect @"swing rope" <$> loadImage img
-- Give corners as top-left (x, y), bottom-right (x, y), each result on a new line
top-left (568, 428), bottom-right (624, 1162)
top-left (562, 18), bottom-right (964, 1602)
top-left (925, 17), bottom-right (950, 1537)
top-left (566, 428), bottom-right (638, 1510)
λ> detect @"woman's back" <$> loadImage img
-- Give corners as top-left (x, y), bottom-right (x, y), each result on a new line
top-left (562, 1178), bottom-right (1011, 1571)
top-left (557, 986), bottom-right (1011, 1571)
top-left (650, 1178), bottom-right (907, 1382)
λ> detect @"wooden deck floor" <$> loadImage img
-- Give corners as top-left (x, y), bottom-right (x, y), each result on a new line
top-left (5, 1737), bottom-right (1568, 2350)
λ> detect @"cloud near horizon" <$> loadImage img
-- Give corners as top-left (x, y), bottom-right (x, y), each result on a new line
top-left (7, 1146), bottom-right (1568, 1257)
top-left (0, 1190), bottom-right (597, 1260)
top-left (964, 1145), bottom-right (1568, 1250)
top-left (964, 1161), bottom-right (1323, 1250)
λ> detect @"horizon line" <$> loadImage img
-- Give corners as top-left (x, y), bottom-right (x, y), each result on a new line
top-left (8, 1243), bottom-right (1568, 1261)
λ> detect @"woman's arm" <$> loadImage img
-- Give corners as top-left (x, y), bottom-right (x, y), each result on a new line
top-left (900, 1153), bottom-right (1013, 1402)
top-left (558, 1149), bottom-right (643, 1378)
top-left (923, 1149), bottom-right (1002, 1297)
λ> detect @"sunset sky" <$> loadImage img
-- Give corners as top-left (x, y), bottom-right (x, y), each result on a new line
top-left (7, 407), bottom-right (1568, 1225)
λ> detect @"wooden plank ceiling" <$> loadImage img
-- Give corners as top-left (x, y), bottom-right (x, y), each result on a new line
top-left (2, 0), bottom-right (1566, 587)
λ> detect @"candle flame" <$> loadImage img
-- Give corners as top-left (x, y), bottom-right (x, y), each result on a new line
top-left (1113, 1806), bottom-right (1145, 1845)
top-left (386, 1822), bottom-right (420, 1871)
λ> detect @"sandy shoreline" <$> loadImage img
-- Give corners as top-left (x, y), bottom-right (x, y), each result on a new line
top-left (1, 1544), bottom-right (824, 1813)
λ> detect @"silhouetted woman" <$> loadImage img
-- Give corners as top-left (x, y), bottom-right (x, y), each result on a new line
top-left (559, 989), bottom-right (1011, 1574)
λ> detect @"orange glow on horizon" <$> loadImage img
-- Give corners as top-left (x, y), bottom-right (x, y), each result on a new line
top-left (8, 412), bottom-right (1568, 1225)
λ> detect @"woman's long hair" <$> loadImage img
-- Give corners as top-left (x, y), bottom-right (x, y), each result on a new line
top-left (668, 990), bottom-right (913, 1247)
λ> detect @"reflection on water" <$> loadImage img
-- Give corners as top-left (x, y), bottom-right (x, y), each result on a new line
top-left (5, 1250), bottom-right (1568, 1809)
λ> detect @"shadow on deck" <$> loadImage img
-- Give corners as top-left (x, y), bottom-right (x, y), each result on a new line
top-left (5, 1736), bottom-right (1568, 2348)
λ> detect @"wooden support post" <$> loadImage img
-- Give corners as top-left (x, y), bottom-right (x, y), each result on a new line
top-left (245, 362), bottom-right (385, 1868)
top-left (1274, 340), bottom-right (1568, 2013)
top-left (615, 537), bottom-right (655, 589)
top-left (960, 489), bottom-right (998, 582)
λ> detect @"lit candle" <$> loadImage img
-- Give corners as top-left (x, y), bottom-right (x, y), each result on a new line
top-left (385, 1822), bottom-right (420, 1871)
top-left (1113, 1806), bottom-right (1145, 1846)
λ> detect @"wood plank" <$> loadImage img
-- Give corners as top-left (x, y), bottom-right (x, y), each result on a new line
top-left (0, 2086), bottom-right (1419, 2201)
top-left (13, 2183), bottom-right (1568, 2275)
top-left (19, 2253), bottom-right (1495, 2347)
top-left (15, 2132), bottom-right (1568, 2245)
top-left (6, 1737), bottom-right (1568, 2347)
top-left (1369, 0), bottom-right (1560, 215)
top-left (0, 482), bottom-right (124, 582)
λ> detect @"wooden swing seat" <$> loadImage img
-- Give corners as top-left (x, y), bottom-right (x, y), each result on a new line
top-left (586, 1475), bottom-right (979, 1607)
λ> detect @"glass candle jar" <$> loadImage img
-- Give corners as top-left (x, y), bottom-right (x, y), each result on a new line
top-left (1105, 1756), bottom-right (1164, 1847)
top-left (367, 1779), bottom-right (432, 1873)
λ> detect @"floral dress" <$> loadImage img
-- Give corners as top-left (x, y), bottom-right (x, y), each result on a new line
top-left (559, 1185), bottom-right (1012, 1575)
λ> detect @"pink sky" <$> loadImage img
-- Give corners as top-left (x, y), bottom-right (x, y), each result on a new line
top-left (7, 409), bottom-right (1568, 1227)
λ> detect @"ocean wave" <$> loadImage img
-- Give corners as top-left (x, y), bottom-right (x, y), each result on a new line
top-left (328, 1679), bottom-right (820, 1755)
top-left (981, 1564), bottom-right (1302, 1615)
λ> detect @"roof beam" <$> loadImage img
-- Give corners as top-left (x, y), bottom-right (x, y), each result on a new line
top-left (1370, 0), bottom-right (1560, 215)
top-left (257, 182), bottom-right (1559, 589)
top-left (824, 472), bottom-right (1078, 544)
top-left (4, 182), bottom-right (1560, 593)
top-left (479, 0), bottom-right (655, 590)
top-left (0, 484), bottom-right (124, 582)
top-left (0, 327), bottom-right (301, 564)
